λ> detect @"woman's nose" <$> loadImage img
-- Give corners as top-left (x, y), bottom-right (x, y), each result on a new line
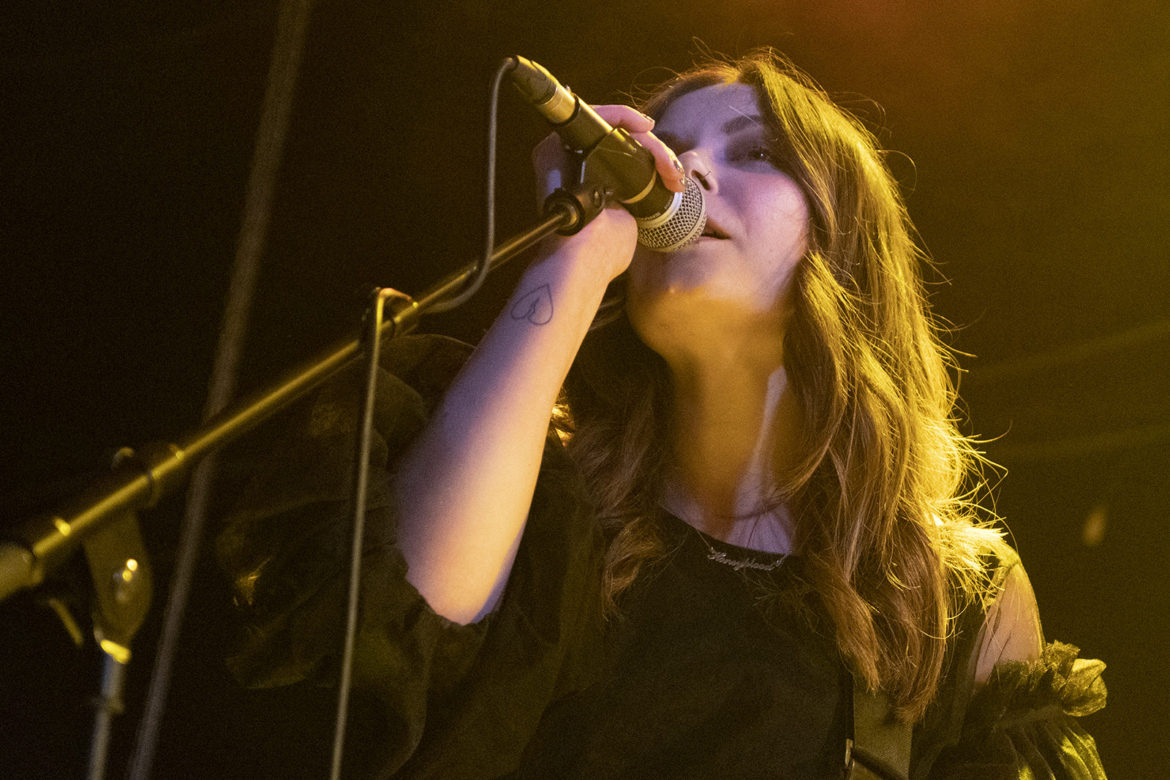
top-left (680, 150), bottom-right (716, 192)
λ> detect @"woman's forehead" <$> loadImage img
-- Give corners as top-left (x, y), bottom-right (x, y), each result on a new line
top-left (656, 82), bottom-right (764, 138)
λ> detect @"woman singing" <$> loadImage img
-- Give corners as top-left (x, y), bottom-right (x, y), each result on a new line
top-left (218, 51), bottom-right (1106, 777)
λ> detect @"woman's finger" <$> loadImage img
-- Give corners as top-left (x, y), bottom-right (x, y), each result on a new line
top-left (592, 104), bottom-right (656, 133)
top-left (532, 104), bottom-right (687, 203)
top-left (593, 105), bottom-right (686, 193)
top-left (629, 129), bottom-right (686, 193)
top-left (531, 132), bottom-right (569, 204)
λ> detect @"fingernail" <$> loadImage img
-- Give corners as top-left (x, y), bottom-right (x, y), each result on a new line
top-left (638, 111), bottom-right (655, 126)
top-left (672, 157), bottom-right (684, 173)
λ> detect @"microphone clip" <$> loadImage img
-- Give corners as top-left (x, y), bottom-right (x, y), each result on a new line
top-left (542, 125), bottom-right (659, 235)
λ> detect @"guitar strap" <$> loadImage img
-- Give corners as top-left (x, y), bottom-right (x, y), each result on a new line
top-left (845, 676), bottom-right (912, 780)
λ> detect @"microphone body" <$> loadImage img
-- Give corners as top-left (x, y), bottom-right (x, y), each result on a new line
top-left (507, 56), bottom-right (706, 252)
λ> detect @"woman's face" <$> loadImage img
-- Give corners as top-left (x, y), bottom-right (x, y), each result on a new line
top-left (627, 83), bottom-right (810, 361)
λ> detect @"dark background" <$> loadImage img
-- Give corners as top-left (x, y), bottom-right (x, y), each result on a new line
top-left (1, 0), bottom-right (1165, 775)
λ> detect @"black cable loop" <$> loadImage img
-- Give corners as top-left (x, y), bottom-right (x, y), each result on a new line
top-left (428, 58), bottom-right (513, 313)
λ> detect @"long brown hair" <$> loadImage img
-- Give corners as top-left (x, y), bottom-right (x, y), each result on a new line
top-left (558, 50), bottom-right (1001, 722)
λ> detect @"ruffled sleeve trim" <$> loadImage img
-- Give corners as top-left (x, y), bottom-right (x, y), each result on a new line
top-left (972, 641), bottom-right (1107, 728)
top-left (929, 641), bottom-right (1107, 778)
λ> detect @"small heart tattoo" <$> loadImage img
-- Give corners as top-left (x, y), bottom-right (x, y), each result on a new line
top-left (511, 284), bottom-right (553, 325)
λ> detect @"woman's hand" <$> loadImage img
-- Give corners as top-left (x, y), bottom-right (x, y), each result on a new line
top-left (531, 105), bottom-right (687, 285)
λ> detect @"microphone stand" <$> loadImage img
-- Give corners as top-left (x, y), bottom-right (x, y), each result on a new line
top-left (0, 178), bottom-right (611, 604)
top-left (0, 172), bottom-right (610, 775)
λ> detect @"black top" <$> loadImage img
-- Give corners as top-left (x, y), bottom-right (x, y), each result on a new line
top-left (515, 514), bottom-right (851, 777)
top-left (216, 335), bottom-right (1107, 778)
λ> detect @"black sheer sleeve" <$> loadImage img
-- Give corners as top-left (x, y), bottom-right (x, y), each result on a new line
top-left (914, 538), bottom-right (1107, 778)
top-left (215, 335), bottom-right (606, 777)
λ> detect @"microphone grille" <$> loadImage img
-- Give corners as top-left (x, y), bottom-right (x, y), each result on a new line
top-left (636, 177), bottom-right (707, 253)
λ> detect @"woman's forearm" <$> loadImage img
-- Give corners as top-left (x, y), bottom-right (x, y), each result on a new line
top-left (394, 230), bottom-right (623, 624)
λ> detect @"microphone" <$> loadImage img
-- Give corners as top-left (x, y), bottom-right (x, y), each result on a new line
top-left (507, 55), bottom-right (706, 252)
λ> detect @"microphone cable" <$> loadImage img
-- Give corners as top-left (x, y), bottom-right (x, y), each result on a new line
top-left (427, 58), bottom-right (512, 313)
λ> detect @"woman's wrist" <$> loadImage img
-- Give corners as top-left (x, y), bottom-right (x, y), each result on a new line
top-left (519, 241), bottom-right (613, 322)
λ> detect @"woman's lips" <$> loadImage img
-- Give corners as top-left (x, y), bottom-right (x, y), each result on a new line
top-left (700, 219), bottom-right (729, 239)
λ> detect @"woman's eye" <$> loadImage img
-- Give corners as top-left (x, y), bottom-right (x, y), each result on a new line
top-left (732, 143), bottom-right (776, 165)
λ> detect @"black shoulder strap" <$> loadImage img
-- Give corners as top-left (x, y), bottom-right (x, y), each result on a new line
top-left (845, 675), bottom-right (912, 780)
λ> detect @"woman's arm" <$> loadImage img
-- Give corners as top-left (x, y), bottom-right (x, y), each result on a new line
top-left (394, 219), bottom-right (628, 624)
top-left (923, 554), bottom-right (1107, 778)
top-left (973, 561), bottom-right (1045, 684)
top-left (394, 107), bottom-right (683, 624)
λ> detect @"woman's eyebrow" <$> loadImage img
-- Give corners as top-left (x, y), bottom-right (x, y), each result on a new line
top-left (654, 114), bottom-right (763, 152)
top-left (722, 114), bottom-right (763, 135)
